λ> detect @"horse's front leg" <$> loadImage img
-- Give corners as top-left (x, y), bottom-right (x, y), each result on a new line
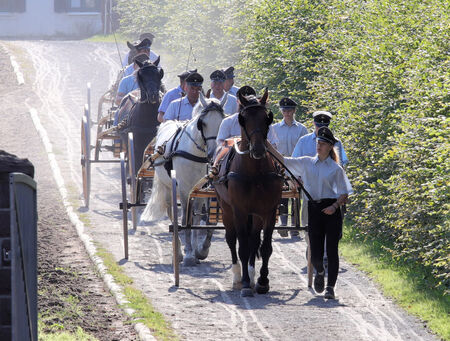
top-left (248, 225), bottom-right (261, 289)
top-left (255, 210), bottom-right (277, 294)
top-left (222, 205), bottom-right (241, 290)
top-left (236, 211), bottom-right (253, 297)
top-left (181, 195), bottom-right (197, 266)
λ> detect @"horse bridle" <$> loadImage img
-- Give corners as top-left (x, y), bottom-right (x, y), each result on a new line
top-left (196, 101), bottom-right (225, 144)
top-left (137, 65), bottom-right (161, 104)
top-left (238, 104), bottom-right (270, 156)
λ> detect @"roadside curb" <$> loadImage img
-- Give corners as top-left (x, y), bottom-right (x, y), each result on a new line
top-left (5, 46), bottom-right (155, 341)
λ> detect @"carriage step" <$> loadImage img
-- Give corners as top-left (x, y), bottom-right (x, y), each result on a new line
top-left (119, 202), bottom-right (147, 210)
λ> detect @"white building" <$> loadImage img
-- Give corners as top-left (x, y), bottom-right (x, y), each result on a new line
top-left (0, 0), bottom-right (107, 38)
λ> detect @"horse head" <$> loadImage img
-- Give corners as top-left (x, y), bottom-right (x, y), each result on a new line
top-left (237, 88), bottom-right (273, 159)
top-left (135, 57), bottom-right (164, 104)
top-left (195, 92), bottom-right (226, 161)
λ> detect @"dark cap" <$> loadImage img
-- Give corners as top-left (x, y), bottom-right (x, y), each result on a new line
top-left (127, 38), bottom-right (151, 51)
top-left (236, 85), bottom-right (256, 97)
top-left (185, 72), bottom-right (204, 87)
top-left (317, 126), bottom-right (337, 145)
top-left (313, 111), bottom-right (332, 126)
top-left (222, 66), bottom-right (235, 79)
top-left (177, 69), bottom-right (197, 80)
top-left (139, 32), bottom-right (155, 43)
top-left (133, 54), bottom-right (149, 64)
top-left (279, 97), bottom-right (297, 109)
top-left (210, 70), bottom-right (226, 82)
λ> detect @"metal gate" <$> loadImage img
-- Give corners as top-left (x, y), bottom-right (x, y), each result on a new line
top-left (0, 172), bottom-right (37, 341)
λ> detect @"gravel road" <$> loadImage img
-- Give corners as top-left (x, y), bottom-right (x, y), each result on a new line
top-left (1, 40), bottom-right (438, 341)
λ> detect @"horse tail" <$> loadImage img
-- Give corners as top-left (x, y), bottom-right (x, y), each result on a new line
top-left (140, 172), bottom-right (168, 222)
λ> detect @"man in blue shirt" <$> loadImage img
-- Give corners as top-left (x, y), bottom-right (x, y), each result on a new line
top-left (272, 98), bottom-right (308, 234)
top-left (157, 69), bottom-right (197, 122)
top-left (115, 54), bottom-right (149, 106)
top-left (163, 72), bottom-right (204, 121)
top-left (122, 33), bottom-right (157, 67)
top-left (208, 70), bottom-right (238, 115)
top-left (122, 38), bottom-right (160, 78)
top-left (222, 66), bottom-right (239, 96)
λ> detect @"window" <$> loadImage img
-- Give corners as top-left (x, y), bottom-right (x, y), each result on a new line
top-left (54, 0), bottom-right (101, 13)
top-left (0, 0), bottom-right (26, 12)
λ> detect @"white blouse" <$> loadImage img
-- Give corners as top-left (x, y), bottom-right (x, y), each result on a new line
top-left (283, 155), bottom-right (353, 201)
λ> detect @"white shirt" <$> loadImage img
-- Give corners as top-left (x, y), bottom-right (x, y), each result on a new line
top-left (283, 155), bottom-right (353, 201)
top-left (292, 131), bottom-right (349, 166)
top-left (163, 96), bottom-right (197, 121)
top-left (216, 113), bottom-right (278, 146)
top-left (271, 119), bottom-right (308, 156)
top-left (210, 92), bottom-right (238, 115)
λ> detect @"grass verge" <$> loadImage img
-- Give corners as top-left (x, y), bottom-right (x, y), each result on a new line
top-left (85, 33), bottom-right (129, 43)
top-left (39, 322), bottom-right (98, 341)
top-left (95, 245), bottom-right (179, 341)
top-left (340, 222), bottom-right (450, 340)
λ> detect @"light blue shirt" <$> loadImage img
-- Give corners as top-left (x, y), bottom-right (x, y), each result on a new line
top-left (164, 96), bottom-right (197, 121)
top-left (158, 85), bottom-right (184, 113)
top-left (117, 74), bottom-right (138, 95)
top-left (228, 85), bottom-right (239, 97)
top-left (216, 113), bottom-right (278, 145)
top-left (210, 92), bottom-right (238, 115)
top-left (271, 119), bottom-right (308, 156)
top-left (292, 131), bottom-right (348, 167)
top-left (283, 155), bottom-right (353, 201)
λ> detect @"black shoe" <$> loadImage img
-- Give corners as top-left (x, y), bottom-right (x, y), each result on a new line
top-left (324, 286), bottom-right (335, 299)
top-left (314, 271), bottom-right (325, 293)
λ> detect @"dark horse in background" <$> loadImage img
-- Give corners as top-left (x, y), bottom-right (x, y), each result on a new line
top-left (116, 57), bottom-right (164, 173)
top-left (214, 89), bottom-right (283, 297)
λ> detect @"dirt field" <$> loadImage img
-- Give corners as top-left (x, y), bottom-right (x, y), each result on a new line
top-left (0, 40), bottom-right (439, 341)
top-left (0, 45), bottom-right (137, 340)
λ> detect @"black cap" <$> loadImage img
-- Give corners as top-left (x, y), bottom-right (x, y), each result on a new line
top-left (210, 70), bottom-right (226, 82)
top-left (177, 69), bottom-right (197, 80)
top-left (236, 85), bottom-right (256, 97)
top-left (313, 111), bottom-right (332, 125)
top-left (133, 54), bottom-right (149, 64)
top-left (139, 32), bottom-right (155, 43)
top-left (127, 38), bottom-right (151, 50)
top-left (185, 72), bottom-right (204, 87)
top-left (279, 97), bottom-right (297, 109)
top-left (317, 126), bottom-right (336, 145)
top-left (222, 66), bottom-right (235, 79)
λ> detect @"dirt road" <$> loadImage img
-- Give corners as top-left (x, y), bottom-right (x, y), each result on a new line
top-left (1, 40), bottom-right (437, 341)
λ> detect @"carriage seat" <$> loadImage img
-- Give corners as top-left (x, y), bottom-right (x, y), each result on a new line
top-left (209, 138), bottom-right (239, 181)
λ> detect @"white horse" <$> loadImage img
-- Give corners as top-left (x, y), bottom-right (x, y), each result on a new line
top-left (141, 93), bottom-right (227, 266)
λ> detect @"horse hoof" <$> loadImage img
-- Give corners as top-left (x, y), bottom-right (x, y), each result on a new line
top-left (183, 256), bottom-right (197, 267)
top-left (232, 281), bottom-right (242, 290)
top-left (195, 247), bottom-right (210, 260)
top-left (241, 288), bottom-right (254, 297)
top-left (255, 282), bottom-right (270, 294)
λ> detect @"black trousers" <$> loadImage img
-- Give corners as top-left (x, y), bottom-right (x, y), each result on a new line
top-left (308, 199), bottom-right (342, 288)
top-left (279, 198), bottom-right (290, 225)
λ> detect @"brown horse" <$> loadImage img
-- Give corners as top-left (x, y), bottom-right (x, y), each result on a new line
top-left (214, 89), bottom-right (283, 297)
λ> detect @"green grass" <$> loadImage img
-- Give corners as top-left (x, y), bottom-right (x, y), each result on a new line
top-left (39, 323), bottom-right (98, 341)
top-left (85, 34), bottom-right (129, 43)
top-left (95, 245), bottom-right (179, 341)
top-left (340, 223), bottom-right (450, 340)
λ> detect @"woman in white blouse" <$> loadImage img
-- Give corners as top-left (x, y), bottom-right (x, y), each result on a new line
top-left (268, 126), bottom-right (353, 299)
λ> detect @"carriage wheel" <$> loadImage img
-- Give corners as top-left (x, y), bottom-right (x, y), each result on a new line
top-left (171, 170), bottom-right (180, 287)
top-left (127, 133), bottom-right (138, 230)
top-left (120, 152), bottom-right (129, 260)
top-left (81, 114), bottom-right (91, 207)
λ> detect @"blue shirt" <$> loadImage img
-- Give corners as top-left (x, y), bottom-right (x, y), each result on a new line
top-left (210, 92), bottom-right (238, 115)
top-left (158, 85), bottom-right (184, 113)
top-left (164, 96), bottom-right (197, 121)
top-left (216, 113), bottom-right (278, 145)
top-left (228, 85), bottom-right (239, 97)
top-left (117, 74), bottom-right (138, 95)
top-left (271, 119), bottom-right (308, 156)
top-left (292, 131), bottom-right (349, 167)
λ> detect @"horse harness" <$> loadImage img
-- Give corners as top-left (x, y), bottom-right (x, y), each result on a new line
top-left (160, 102), bottom-right (225, 176)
